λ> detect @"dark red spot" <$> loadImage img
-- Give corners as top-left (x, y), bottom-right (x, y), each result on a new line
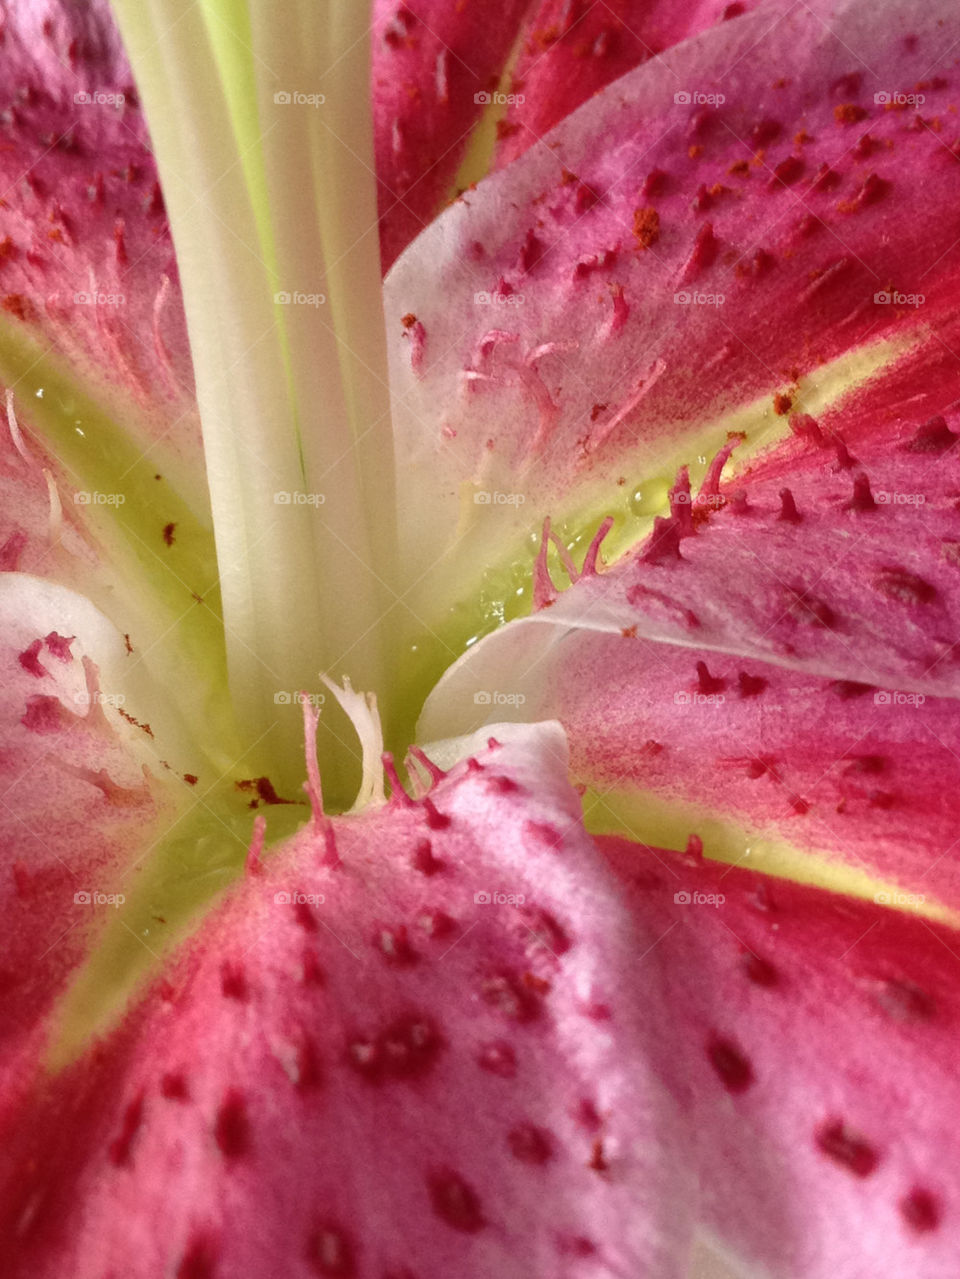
top-left (21, 695), bottom-right (68, 734)
top-left (373, 924), bottom-right (418, 965)
top-left (481, 972), bottom-right (541, 1022)
top-left (845, 754), bottom-right (885, 774)
top-left (220, 961), bottom-right (248, 1001)
top-left (177, 1236), bottom-right (218, 1279)
top-left (108, 1093), bottom-right (144, 1166)
top-left (18, 639), bottom-right (47, 678)
top-left (641, 168), bottom-right (668, 198)
top-left (508, 1122), bottom-right (554, 1165)
top-left (422, 797), bottom-right (450, 830)
top-left (707, 1036), bottom-right (754, 1092)
top-left (904, 414), bottom-right (955, 453)
top-left (816, 1120), bottom-right (879, 1176)
top-left (301, 948), bottom-right (326, 986)
top-left (738, 671), bottom-right (768, 698)
top-left (750, 118), bottom-right (781, 147)
top-left (517, 228), bottom-right (545, 274)
top-left (723, 2), bottom-right (746, 17)
top-left (478, 1040), bottom-right (517, 1077)
top-left (411, 837), bottom-right (441, 875)
top-left (832, 679), bottom-right (875, 699)
top-left (851, 172), bottom-right (888, 207)
top-left (588, 1138), bottom-right (609, 1172)
top-left (811, 162), bottom-right (840, 191)
top-left (743, 953), bottom-right (779, 986)
top-left (160, 1071), bottom-right (189, 1101)
top-left (417, 909), bottom-right (456, 938)
top-left (871, 978), bottom-right (935, 1022)
top-left (844, 473), bottom-right (876, 512)
top-left (832, 436), bottom-right (856, 469)
top-left (349, 1014), bottom-right (442, 1083)
top-left (214, 1090), bottom-right (250, 1159)
top-left (295, 900), bottom-right (318, 932)
top-left (517, 905), bottom-right (571, 956)
top-left (771, 155), bottom-right (804, 186)
top-left (688, 222), bottom-right (718, 273)
top-left (0, 529), bottom-right (27, 572)
top-left (696, 661), bottom-right (725, 695)
top-left (428, 1169), bottom-right (486, 1233)
top-left (44, 632), bottom-right (74, 661)
top-left (874, 567), bottom-right (937, 605)
top-left (788, 587), bottom-right (835, 628)
top-left (640, 516), bottom-right (682, 564)
top-left (306, 1225), bottom-right (357, 1276)
top-left (778, 488), bottom-right (801, 523)
top-left (900, 1187), bottom-right (941, 1233)
top-left (162, 522), bottom-right (176, 546)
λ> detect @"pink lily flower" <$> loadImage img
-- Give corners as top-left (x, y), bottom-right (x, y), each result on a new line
top-left (1, 1), bottom-right (959, 1276)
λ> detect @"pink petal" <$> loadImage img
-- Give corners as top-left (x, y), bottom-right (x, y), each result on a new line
top-left (0, 1), bottom-right (196, 438)
top-left (386, 0), bottom-right (960, 595)
top-left (602, 835), bottom-right (960, 1276)
top-left (0, 726), bottom-right (696, 1277)
top-left (494, 0), bottom-right (753, 169)
top-left (419, 353), bottom-right (960, 906)
top-left (373, 0), bottom-right (534, 270)
top-left (0, 575), bottom-right (175, 1127)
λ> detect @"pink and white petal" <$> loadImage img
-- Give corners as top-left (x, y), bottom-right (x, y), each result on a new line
top-left (385, 0), bottom-right (960, 622)
top-left (373, 0), bottom-right (536, 271)
top-left (0, 0), bottom-right (197, 447)
top-left (494, 0), bottom-right (759, 168)
top-left (0, 725), bottom-right (696, 1278)
top-left (602, 837), bottom-right (960, 1278)
top-left (0, 573), bottom-right (180, 1127)
top-left (419, 378), bottom-right (960, 907)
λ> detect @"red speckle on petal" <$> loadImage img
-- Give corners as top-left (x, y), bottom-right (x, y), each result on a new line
top-left (214, 1090), bottom-right (250, 1159)
top-left (18, 639), bottom-right (47, 678)
top-left (160, 1071), bottom-right (189, 1101)
top-left (743, 953), bottom-right (779, 986)
top-left (844, 473), bottom-right (877, 512)
top-left (373, 924), bottom-right (418, 966)
top-left (901, 1187), bottom-right (941, 1233)
top-left (44, 632), bottom-right (74, 661)
top-left (508, 1122), bottom-right (554, 1165)
top-left (428, 1169), bottom-right (486, 1233)
top-left (108, 1093), bottom-right (144, 1166)
top-left (478, 1040), bottom-right (517, 1077)
top-left (816, 1120), bottom-right (879, 1176)
top-left (481, 972), bottom-right (541, 1022)
top-left (771, 155), bottom-right (804, 186)
top-left (306, 1225), bottom-right (356, 1276)
top-left (20, 695), bottom-right (68, 734)
top-left (707, 1036), bottom-right (754, 1092)
top-left (738, 671), bottom-right (768, 698)
top-left (874, 567), bottom-right (937, 605)
top-left (904, 414), bottom-right (955, 453)
top-left (176, 1236), bottom-right (218, 1279)
top-left (834, 102), bottom-right (868, 123)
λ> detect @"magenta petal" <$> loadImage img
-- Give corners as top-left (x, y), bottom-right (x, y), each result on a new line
top-left (603, 837), bottom-right (960, 1275)
top-left (0, 577), bottom-right (173, 1127)
top-left (386, 0), bottom-right (960, 584)
top-left (0, 727), bottom-right (695, 1278)
top-left (0, 1), bottom-right (196, 436)
top-left (420, 354), bottom-right (960, 906)
top-left (373, 0), bottom-right (534, 270)
top-left (494, 0), bottom-right (753, 169)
